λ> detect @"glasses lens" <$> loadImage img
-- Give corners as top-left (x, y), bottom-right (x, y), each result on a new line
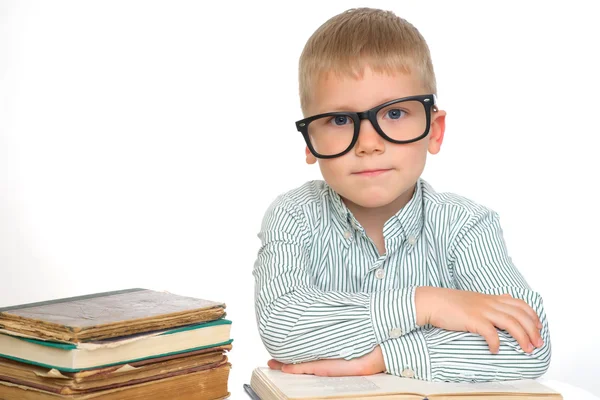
top-left (376, 100), bottom-right (427, 141)
top-left (307, 114), bottom-right (354, 156)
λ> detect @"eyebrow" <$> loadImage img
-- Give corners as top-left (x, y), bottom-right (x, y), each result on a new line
top-left (315, 96), bottom-right (408, 113)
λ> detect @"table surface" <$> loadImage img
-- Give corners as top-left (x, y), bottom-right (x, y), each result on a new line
top-left (226, 379), bottom-right (600, 400)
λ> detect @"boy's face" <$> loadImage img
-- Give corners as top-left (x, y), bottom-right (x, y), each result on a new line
top-left (304, 67), bottom-right (446, 210)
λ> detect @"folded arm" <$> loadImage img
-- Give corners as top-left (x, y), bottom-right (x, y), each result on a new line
top-left (256, 200), bottom-right (552, 381)
top-left (380, 210), bottom-right (551, 381)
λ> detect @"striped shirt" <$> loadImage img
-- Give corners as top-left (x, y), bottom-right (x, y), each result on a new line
top-left (253, 178), bottom-right (551, 382)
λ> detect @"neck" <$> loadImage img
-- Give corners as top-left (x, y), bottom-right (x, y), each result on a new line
top-left (343, 184), bottom-right (416, 232)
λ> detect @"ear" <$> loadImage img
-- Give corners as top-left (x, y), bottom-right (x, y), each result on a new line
top-left (305, 146), bottom-right (317, 164)
top-left (428, 109), bottom-right (446, 155)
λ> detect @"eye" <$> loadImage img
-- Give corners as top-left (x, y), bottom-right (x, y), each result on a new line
top-left (330, 115), bottom-right (351, 126)
top-left (386, 109), bottom-right (405, 120)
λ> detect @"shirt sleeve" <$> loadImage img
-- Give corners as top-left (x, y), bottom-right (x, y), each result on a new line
top-left (253, 198), bottom-right (419, 364)
top-left (379, 209), bottom-right (551, 382)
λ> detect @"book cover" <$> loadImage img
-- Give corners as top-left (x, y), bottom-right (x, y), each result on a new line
top-left (0, 363), bottom-right (231, 400)
top-left (0, 346), bottom-right (231, 395)
top-left (0, 288), bottom-right (226, 343)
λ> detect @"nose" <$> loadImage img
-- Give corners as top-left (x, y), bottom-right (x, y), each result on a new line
top-left (355, 119), bottom-right (385, 156)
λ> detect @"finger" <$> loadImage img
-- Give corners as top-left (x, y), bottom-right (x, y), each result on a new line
top-left (313, 360), bottom-right (345, 377)
top-left (281, 362), bottom-right (307, 374)
top-left (281, 360), bottom-right (321, 375)
top-left (280, 363), bottom-right (302, 374)
top-left (490, 312), bottom-right (533, 353)
top-left (313, 359), bottom-right (363, 377)
top-left (282, 359), bottom-right (361, 377)
top-left (504, 297), bottom-right (541, 328)
top-left (473, 320), bottom-right (500, 353)
top-left (268, 359), bottom-right (284, 370)
top-left (499, 296), bottom-right (542, 329)
top-left (495, 303), bottom-right (543, 348)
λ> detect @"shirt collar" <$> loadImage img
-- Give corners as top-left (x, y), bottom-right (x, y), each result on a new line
top-left (329, 185), bottom-right (352, 229)
top-left (327, 178), bottom-right (424, 243)
top-left (389, 178), bottom-right (424, 244)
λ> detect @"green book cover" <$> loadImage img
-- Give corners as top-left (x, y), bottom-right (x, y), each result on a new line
top-left (0, 318), bottom-right (233, 372)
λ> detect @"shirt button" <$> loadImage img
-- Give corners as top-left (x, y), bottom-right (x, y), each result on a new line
top-left (344, 230), bottom-right (352, 239)
top-left (389, 328), bottom-right (402, 338)
top-left (375, 268), bottom-right (385, 279)
top-left (407, 235), bottom-right (417, 245)
top-left (401, 368), bottom-right (415, 378)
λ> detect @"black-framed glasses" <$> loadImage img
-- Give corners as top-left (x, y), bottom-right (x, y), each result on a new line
top-left (295, 94), bottom-right (437, 159)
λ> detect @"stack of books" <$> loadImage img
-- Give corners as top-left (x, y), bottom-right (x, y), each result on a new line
top-left (0, 288), bottom-right (233, 399)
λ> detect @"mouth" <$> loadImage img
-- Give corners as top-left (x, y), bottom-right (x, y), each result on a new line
top-left (352, 168), bottom-right (392, 177)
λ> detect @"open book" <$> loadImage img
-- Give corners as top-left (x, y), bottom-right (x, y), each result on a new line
top-left (250, 368), bottom-right (562, 400)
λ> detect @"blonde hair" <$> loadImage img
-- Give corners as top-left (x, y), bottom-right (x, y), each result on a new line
top-left (299, 8), bottom-right (437, 115)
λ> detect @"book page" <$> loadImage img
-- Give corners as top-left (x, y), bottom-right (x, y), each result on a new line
top-left (0, 329), bottom-right (73, 344)
top-left (258, 369), bottom-right (386, 398)
top-left (418, 379), bottom-right (560, 395)
top-left (256, 368), bottom-right (559, 398)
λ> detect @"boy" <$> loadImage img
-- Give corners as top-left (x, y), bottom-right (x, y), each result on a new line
top-left (253, 7), bottom-right (550, 382)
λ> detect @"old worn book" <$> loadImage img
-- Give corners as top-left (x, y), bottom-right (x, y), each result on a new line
top-left (250, 367), bottom-right (563, 400)
top-left (0, 319), bottom-right (232, 371)
top-left (0, 344), bottom-right (232, 395)
top-left (0, 362), bottom-right (231, 399)
top-left (0, 288), bottom-right (226, 343)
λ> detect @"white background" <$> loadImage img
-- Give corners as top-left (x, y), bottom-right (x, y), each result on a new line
top-left (1, 0), bottom-right (599, 398)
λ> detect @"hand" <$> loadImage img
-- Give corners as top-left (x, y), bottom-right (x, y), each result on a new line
top-left (267, 345), bottom-right (386, 377)
top-left (416, 287), bottom-right (543, 354)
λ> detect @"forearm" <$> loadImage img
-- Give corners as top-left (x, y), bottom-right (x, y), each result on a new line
top-left (256, 286), bottom-right (374, 363)
top-left (256, 282), bottom-right (419, 364)
top-left (383, 328), bottom-right (550, 382)
top-left (428, 325), bottom-right (550, 382)
top-left (382, 287), bottom-right (551, 382)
